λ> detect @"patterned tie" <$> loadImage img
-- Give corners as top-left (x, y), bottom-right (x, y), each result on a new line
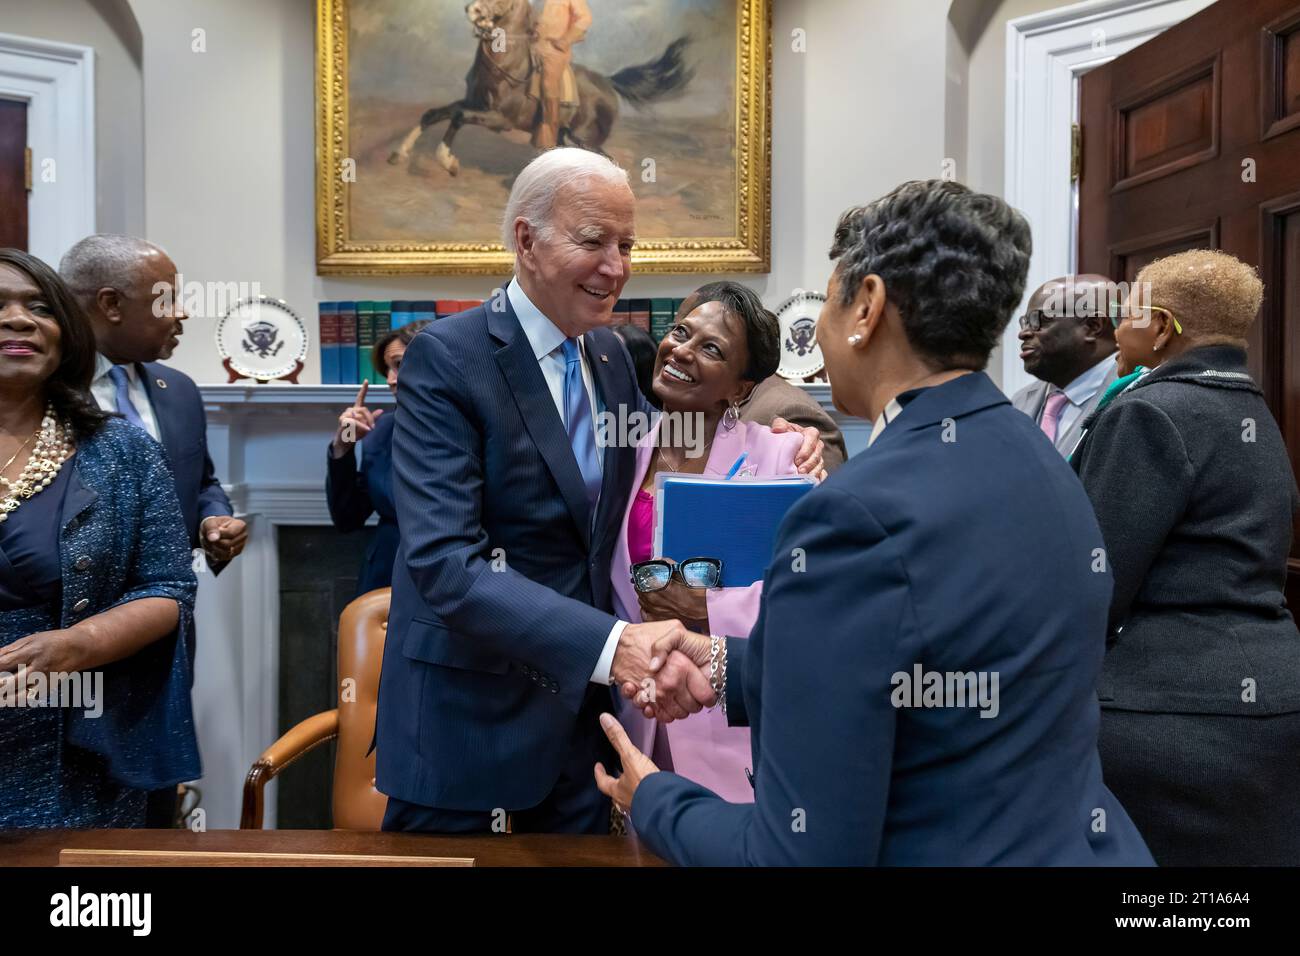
top-left (1040, 390), bottom-right (1070, 445)
top-left (561, 338), bottom-right (602, 517)
top-left (108, 365), bottom-right (148, 431)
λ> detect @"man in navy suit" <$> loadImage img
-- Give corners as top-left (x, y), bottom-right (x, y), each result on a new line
top-left (62, 234), bottom-right (245, 827)
top-left (61, 235), bottom-right (245, 574)
top-left (376, 148), bottom-right (821, 833)
top-left (597, 181), bottom-right (1154, 865)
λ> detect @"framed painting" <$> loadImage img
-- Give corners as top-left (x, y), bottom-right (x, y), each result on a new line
top-left (316, 0), bottom-right (771, 275)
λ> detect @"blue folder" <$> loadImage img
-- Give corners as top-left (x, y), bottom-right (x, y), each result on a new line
top-left (653, 475), bottom-right (815, 587)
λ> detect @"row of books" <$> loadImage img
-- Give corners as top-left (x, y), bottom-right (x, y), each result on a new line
top-left (317, 297), bottom-right (690, 385)
top-left (318, 300), bottom-right (482, 385)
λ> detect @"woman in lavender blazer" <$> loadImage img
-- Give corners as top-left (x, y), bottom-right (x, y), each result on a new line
top-left (610, 282), bottom-right (803, 803)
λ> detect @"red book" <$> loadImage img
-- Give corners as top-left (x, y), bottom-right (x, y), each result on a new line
top-left (458, 299), bottom-right (483, 311)
top-left (435, 299), bottom-right (461, 318)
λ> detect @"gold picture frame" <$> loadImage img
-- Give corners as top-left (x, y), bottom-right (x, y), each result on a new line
top-left (315, 0), bottom-right (771, 275)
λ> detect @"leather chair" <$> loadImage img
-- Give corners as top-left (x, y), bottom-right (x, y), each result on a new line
top-left (241, 587), bottom-right (390, 829)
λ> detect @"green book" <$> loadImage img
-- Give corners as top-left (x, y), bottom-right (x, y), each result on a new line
top-left (370, 300), bottom-right (392, 384)
top-left (356, 300), bottom-right (377, 385)
top-left (649, 298), bottom-right (675, 344)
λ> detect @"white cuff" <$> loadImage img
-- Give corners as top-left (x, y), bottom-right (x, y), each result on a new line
top-left (590, 620), bottom-right (626, 685)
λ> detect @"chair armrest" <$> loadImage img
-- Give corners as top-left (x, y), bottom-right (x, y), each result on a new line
top-left (240, 709), bottom-right (339, 829)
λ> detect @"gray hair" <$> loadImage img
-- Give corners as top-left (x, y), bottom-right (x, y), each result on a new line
top-left (59, 234), bottom-right (168, 294)
top-left (501, 148), bottom-right (629, 252)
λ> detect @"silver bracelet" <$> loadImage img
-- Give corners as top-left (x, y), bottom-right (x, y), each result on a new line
top-left (709, 635), bottom-right (727, 714)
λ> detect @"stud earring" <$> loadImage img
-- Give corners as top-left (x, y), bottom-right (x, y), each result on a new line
top-left (848, 334), bottom-right (863, 346)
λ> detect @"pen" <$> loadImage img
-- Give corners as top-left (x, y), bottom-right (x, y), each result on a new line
top-left (724, 453), bottom-right (748, 480)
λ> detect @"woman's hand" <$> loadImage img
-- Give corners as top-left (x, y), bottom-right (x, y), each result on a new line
top-left (771, 417), bottom-right (825, 479)
top-left (637, 568), bottom-right (709, 626)
top-left (594, 713), bottom-right (660, 816)
top-left (0, 627), bottom-right (91, 677)
top-left (331, 381), bottom-right (383, 458)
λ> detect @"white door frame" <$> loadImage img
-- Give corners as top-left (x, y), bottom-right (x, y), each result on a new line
top-left (1001, 0), bottom-right (1215, 397)
top-left (0, 32), bottom-right (95, 264)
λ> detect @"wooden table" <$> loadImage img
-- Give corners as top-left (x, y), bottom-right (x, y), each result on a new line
top-left (0, 828), bottom-right (666, 867)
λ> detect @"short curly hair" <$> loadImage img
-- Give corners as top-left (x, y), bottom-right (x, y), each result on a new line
top-left (681, 281), bottom-right (780, 384)
top-left (1135, 249), bottom-right (1262, 344)
top-left (829, 180), bottom-right (1032, 369)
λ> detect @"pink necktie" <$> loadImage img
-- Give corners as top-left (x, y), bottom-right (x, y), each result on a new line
top-left (1040, 391), bottom-right (1070, 444)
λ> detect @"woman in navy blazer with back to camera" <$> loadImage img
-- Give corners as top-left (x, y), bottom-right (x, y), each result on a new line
top-left (0, 248), bottom-right (198, 828)
top-left (593, 181), bottom-right (1154, 866)
top-left (327, 321), bottom-right (429, 595)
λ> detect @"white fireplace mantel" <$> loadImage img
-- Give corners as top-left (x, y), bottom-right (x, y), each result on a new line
top-left (190, 382), bottom-right (865, 830)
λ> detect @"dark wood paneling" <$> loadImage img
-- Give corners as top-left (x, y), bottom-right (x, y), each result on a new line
top-left (1263, 6), bottom-right (1300, 138)
top-left (0, 98), bottom-right (27, 251)
top-left (1114, 56), bottom-right (1219, 191)
top-left (1080, 0), bottom-right (1300, 602)
top-left (1110, 221), bottom-right (1219, 283)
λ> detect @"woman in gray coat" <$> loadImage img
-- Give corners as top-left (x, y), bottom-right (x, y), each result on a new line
top-left (1073, 249), bottom-right (1300, 865)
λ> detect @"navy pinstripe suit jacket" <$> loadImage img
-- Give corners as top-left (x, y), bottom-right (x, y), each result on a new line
top-left (375, 293), bottom-right (645, 811)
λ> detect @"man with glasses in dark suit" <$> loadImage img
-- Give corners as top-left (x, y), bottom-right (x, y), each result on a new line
top-left (1012, 274), bottom-right (1120, 458)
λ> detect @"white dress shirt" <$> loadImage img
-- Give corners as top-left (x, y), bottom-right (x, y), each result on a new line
top-left (90, 353), bottom-right (161, 442)
top-left (1047, 353), bottom-right (1117, 444)
top-left (506, 278), bottom-right (623, 686)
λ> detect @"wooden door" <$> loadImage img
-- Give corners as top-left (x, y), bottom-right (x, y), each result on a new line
top-left (1078, 0), bottom-right (1300, 605)
top-left (0, 98), bottom-right (28, 251)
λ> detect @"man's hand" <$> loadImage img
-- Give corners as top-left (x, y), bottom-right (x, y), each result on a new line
top-left (201, 516), bottom-right (248, 563)
top-left (619, 629), bottom-right (714, 723)
top-left (611, 620), bottom-right (714, 721)
top-left (771, 417), bottom-right (827, 481)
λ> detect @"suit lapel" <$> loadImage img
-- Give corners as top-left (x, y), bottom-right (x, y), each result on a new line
top-left (489, 297), bottom-right (593, 545)
top-left (136, 363), bottom-right (177, 459)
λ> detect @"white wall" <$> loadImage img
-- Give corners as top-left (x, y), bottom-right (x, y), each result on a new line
top-left (0, 0), bottom-right (144, 237)
top-left (119, 0), bottom-right (986, 385)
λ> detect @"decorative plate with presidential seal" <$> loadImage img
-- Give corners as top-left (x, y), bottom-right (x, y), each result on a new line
top-left (773, 290), bottom-right (825, 380)
top-left (216, 296), bottom-right (307, 383)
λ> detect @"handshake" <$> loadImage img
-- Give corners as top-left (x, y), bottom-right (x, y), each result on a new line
top-left (609, 620), bottom-right (718, 722)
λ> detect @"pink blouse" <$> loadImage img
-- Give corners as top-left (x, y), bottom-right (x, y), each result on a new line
top-left (628, 489), bottom-right (655, 566)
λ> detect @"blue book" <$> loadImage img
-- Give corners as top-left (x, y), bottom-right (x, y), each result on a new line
top-left (337, 300), bottom-right (359, 384)
top-left (391, 300), bottom-right (412, 329)
top-left (412, 299), bottom-right (437, 326)
top-left (653, 475), bottom-right (815, 587)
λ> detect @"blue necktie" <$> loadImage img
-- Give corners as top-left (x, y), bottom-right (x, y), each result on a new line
top-left (108, 365), bottom-right (148, 431)
top-left (561, 338), bottom-right (601, 518)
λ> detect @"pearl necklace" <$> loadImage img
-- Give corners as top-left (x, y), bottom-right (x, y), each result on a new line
top-left (0, 405), bottom-right (73, 524)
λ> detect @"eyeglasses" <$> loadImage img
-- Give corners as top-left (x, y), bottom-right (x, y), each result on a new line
top-left (631, 557), bottom-right (723, 592)
top-left (1114, 303), bottom-right (1182, 334)
top-left (1018, 308), bottom-right (1116, 332)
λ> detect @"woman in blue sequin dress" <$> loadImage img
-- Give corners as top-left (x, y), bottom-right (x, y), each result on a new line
top-left (0, 249), bottom-right (199, 828)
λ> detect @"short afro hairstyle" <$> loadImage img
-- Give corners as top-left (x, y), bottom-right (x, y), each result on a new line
top-left (1135, 249), bottom-right (1262, 345)
top-left (829, 180), bottom-right (1032, 370)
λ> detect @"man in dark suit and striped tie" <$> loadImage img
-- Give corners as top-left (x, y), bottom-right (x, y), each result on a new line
top-left (375, 148), bottom-right (822, 833)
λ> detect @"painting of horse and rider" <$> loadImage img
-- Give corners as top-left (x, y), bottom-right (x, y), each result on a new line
top-left (316, 0), bottom-right (771, 274)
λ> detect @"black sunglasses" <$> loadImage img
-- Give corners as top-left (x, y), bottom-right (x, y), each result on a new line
top-left (631, 558), bottom-right (723, 592)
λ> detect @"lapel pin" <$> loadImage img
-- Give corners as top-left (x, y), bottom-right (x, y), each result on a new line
top-left (156, 379), bottom-right (168, 389)
top-left (600, 354), bottom-right (608, 363)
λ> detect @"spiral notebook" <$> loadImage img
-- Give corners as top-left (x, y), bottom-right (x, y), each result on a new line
top-left (652, 474), bottom-right (816, 587)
